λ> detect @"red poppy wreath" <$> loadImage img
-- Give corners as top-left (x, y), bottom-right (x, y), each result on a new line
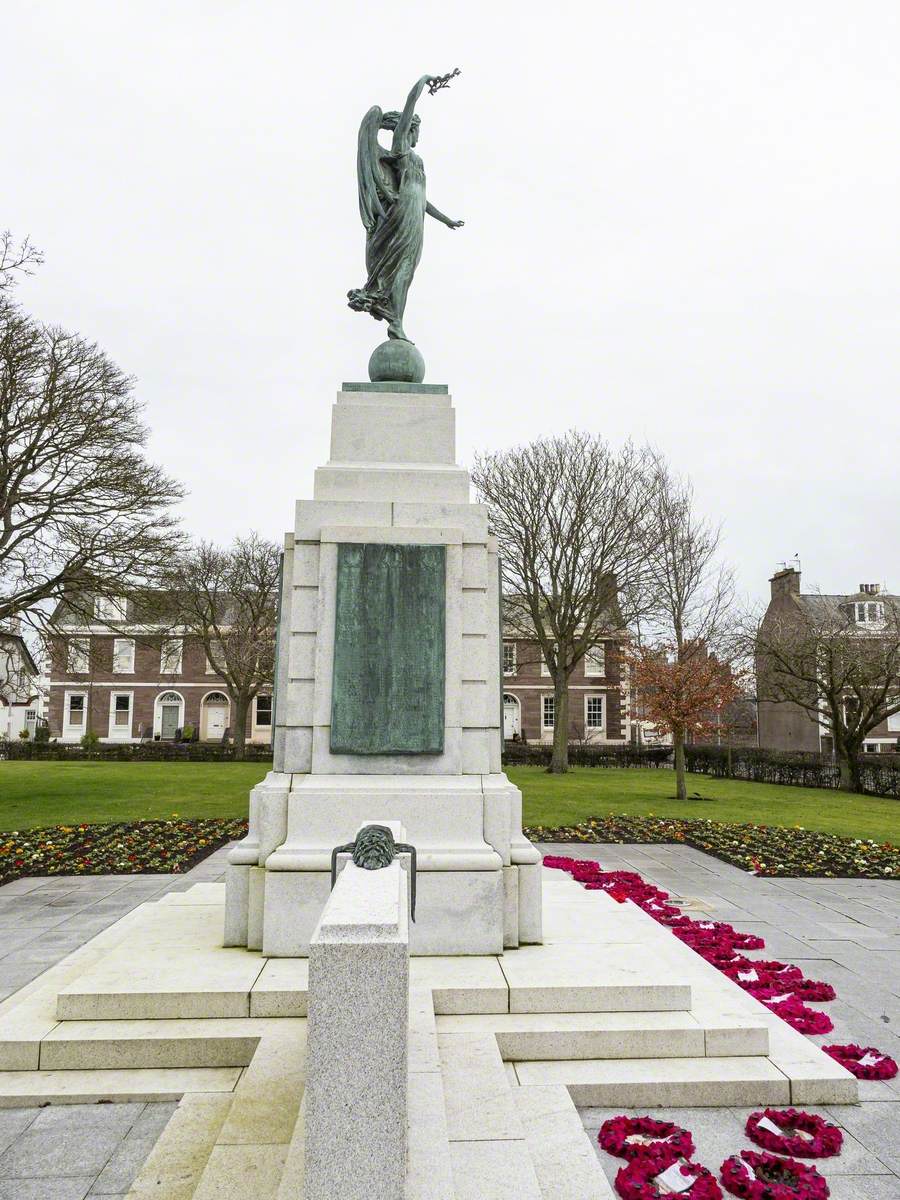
top-left (615, 1154), bottom-right (723, 1199)
top-left (598, 1115), bottom-right (695, 1163)
top-left (720, 1150), bottom-right (829, 1199)
top-left (763, 996), bottom-right (833, 1035)
top-left (745, 1109), bottom-right (842, 1158)
top-left (822, 1044), bottom-right (898, 1080)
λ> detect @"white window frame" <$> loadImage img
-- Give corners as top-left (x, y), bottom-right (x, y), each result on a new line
top-left (160, 637), bottom-right (183, 675)
top-left (95, 596), bottom-right (127, 621)
top-left (112, 638), bottom-right (135, 674)
top-left (854, 601), bottom-right (885, 624)
top-left (63, 690), bottom-right (88, 739)
top-left (542, 694), bottom-right (555, 728)
top-left (540, 647), bottom-right (553, 677)
top-left (502, 641), bottom-right (517, 676)
top-left (584, 693), bottom-right (605, 732)
top-left (67, 637), bottom-right (90, 675)
top-left (253, 694), bottom-right (273, 728)
top-left (887, 710), bottom-right (900, 733)
top-left (107, 690), bottom-right (134, 740)
top-left (584, 644), bottom-right (606, 677)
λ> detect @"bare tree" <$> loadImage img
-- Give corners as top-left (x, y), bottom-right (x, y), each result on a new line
top-left (636, 460), bottom-right (737, 800)
top-left (166, 534), bottom-right (280, 759)
top-left (754, 595), bottom-right (900, 793)
top-left (473, 432), bottom-right (659, 773)
top-left (0, 296), bottom-right (185, 633)
top-left (0, 232), bottom-right (43, 293)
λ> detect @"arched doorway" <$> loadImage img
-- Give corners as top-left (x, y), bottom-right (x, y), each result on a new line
top-left (503, 693), bottom-right (521, 740)
top-left (155, 691), bottom-right (184, 740)
top-left (201, 691), bottom-right (231, 742)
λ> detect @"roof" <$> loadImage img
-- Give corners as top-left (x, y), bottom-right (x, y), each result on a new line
top-left (0, 632), bottom-right (39, 677)
top-left (794, 591), bottom-right (899, 627)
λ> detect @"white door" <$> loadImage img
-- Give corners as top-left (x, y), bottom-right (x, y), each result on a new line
top-left (205, 702), bottom-right (229, 740)
top-left (503, 694), bottom-right (520, 739)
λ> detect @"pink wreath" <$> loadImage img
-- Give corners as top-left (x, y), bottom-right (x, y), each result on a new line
top-left (745, 1109), bottom-right (842, 1158)
top-left (616, 1154), bottom-right (723, 1199)
top-left (720, 1150), bottom-right (829, 1199)
top-left (788, 978), bottom-right (836, 1003)
top-left (822, 1043), bottom-right (899, 1080)
top-left (764, 996), bottom-right (833, 1035)
top-left (598, 1115), bottom-right (694, 1163)
top-left (728, 931), bottom-right (766, 950)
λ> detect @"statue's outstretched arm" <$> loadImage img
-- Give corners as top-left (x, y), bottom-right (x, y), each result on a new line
top-left (426, 201), bottom-right (464, 230)
top-left (392, 75), bottom-right (433, 151)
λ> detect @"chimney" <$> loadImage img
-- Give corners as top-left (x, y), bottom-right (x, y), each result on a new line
top-left (770, 567), bottom-right (801, 600)
top-left (859, 583), bottom-right (882, 595)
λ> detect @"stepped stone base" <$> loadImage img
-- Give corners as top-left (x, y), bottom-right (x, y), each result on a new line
top-left (0, 869), bottom-right (857, 1197)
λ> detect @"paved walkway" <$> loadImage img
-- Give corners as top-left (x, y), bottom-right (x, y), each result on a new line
top-left (538, 843), bottom-right (900, 1200)
top-left (0, 849), bottom-right (229, 1199)
top-left (0, 843), bottom-right (897, 1198)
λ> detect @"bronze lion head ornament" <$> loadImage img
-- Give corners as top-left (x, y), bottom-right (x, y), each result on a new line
top-left (330, 824), bottom-right (417, 921)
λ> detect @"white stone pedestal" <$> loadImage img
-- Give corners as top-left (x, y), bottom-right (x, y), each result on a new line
top-left (226, 383), bottom-right (542, 956)
top-left (302, 859), bottom-right (409, 1200)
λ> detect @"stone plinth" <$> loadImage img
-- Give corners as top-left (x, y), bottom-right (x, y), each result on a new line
top-left (225, 384), bottom-right (542, 956)
top-left (302, 860), bottom-right (409, 1200)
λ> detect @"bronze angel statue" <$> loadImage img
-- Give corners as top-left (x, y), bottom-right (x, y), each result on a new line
top-left (348, 72), bottom-right (464, 365)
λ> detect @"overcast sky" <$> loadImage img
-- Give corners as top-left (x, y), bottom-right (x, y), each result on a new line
top-left (7, 1), bottom-right (899, 604)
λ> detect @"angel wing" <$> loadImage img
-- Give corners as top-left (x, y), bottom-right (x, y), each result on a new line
top-left (356, 105), bottom-right (391, 234)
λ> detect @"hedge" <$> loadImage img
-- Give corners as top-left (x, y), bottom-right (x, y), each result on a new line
top-left (0, 741), bottom-right (274, 763)
top-left (685, 745), bottom-right (900, 799)
top-left (501, 743), bottom-right (673, 769)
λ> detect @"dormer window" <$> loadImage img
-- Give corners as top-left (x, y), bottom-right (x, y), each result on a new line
top-left (95, 596), bottom-right (127, 621)
top-left (853, 601), bottom-right (884, 624)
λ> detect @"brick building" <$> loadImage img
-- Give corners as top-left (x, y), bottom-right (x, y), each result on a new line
top-left (501, 634), bottom-right (630, 745)
top-left (757, 568), bottom-right (900, 754)
top-left (46, 596), bottom-right (272, 745)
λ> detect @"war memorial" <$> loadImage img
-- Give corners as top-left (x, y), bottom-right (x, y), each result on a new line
top-left (0, 72), bottom-right (856, 1200)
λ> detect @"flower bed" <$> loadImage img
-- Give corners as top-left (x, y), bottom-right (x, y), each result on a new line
top-left (0, 819), bottom-right (249, 886)
top-left (526, 815), bottom-right (898, 879)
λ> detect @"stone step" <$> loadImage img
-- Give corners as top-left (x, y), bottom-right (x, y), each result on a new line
top-left (436, 1010), bottom-right (767, 1060)
top-left (38, 1018), bottom-right (269, 1070)
top-left (450, 1139), bottom-right (544, 1200)
top-left (497, 944), bottom-right (692, 1014)
top-left (518, 1084), bottom-right (615, 1200)
top-left (127, 1092), bottom-right (233, 1200)
top-left (513, 1055), bottom-right (792, 1107)
top-left (129, 1026), bottom-right (306, 1200)
top-left (0, 1066), bottom-right (242, 1107)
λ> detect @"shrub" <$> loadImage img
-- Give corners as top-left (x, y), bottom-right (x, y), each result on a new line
top-left (685, 745), bottom-right (900, 799)
top-left (502, 743), bottom-right (672, 769)
top-left (0, 740), bottom-right (273, 762)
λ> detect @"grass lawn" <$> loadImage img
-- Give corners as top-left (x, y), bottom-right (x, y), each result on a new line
top-left (0, 761), bottom-right (268, 830)
top-left (1, 761), bottom-right (897, 844)
top-left (510, 766), bottom-right (900, 844)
